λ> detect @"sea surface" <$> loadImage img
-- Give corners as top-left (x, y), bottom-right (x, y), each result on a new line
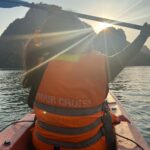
top-left (0, 67), bottom-right (150, 146)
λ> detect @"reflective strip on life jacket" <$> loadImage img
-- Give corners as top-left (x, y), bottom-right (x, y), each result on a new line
top-left (34, 101), bottom-right (104, 116)
top-left (56, 54), bottom-right (81, 62)
top-left (37, 117), bottom-right (102, 135)
top-left (35, 128), bottom-right (105, 148)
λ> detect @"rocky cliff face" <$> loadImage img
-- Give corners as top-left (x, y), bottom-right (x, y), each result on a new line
top-left (0, 4), bottom-right (50, 68)
top-left (0, 3), bottom-right (150, 69)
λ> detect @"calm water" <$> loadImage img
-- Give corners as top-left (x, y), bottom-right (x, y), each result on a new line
top-left (110, 67), bottom-right (150, 146)
top-left (0, 67), bottom-right (150, 146)
top-left (0, 71), bottom-right (30, 129)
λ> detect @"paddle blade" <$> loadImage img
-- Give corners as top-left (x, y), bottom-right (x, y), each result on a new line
top-left (0, 0), bottom-right (30, 8)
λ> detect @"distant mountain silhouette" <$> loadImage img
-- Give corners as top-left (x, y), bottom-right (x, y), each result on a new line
top-left (94, 27), bottom-right (150, 66)
top-left (94, 27), bottom-right (128, 55)
top-left (0, 3), bottom-right (150, 69)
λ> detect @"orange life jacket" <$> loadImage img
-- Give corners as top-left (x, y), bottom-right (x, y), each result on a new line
top-left (32, 51), bottom-right (115, 150)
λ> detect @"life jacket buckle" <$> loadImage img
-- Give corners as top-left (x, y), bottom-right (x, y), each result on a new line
top-left (102, 101), bottom-right (110, 113)
top-left (101, 127), bottom-right (105, 136)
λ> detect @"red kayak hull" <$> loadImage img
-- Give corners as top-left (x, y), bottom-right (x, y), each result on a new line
top-left (0, 93), bottom-right (149, 150)
top-left (0, 113), bottom-right (35, 150)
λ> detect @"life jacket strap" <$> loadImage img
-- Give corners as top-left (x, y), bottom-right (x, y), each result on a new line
top-left (35, 128), bottom-right (105, 148)
top-left (102, 101), bottom-right (117, 150)
top-left (54, 146), bottom-right (60, 150)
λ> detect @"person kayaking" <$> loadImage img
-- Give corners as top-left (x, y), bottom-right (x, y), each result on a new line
top-left (23, 5), bottom-right (150, 150)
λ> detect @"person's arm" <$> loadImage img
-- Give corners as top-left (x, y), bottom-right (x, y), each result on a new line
top-left (26, 65), bottom-right (47, 108)
top-left (107, 23), bottom-right (150, 82)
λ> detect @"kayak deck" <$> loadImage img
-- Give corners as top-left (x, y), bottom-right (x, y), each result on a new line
top-left (0, 93), bottom-right (149, 150)
top-left (107, 93), bottom-right (150, 150)
top-left (0, 113), bottom-right (35, 150)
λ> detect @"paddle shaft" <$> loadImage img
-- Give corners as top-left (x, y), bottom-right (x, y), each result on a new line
top-left (73, 12), bottom-right (142, 30)
top-left (27, 3), bottom-right (143, 30)
top-left (1, 0), bottom-right (143, 30)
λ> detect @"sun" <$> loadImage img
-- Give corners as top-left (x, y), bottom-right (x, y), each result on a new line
top-left (94, 22), bottom-right (112, 33)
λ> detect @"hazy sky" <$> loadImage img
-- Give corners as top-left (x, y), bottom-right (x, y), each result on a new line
top-left (0, 0), bottom-right (150, 48)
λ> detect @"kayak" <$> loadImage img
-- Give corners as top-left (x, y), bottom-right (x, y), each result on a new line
top-left (107, 93), bottom-right (150, 150)
top-left (0, 92), bottom-right (149, 150)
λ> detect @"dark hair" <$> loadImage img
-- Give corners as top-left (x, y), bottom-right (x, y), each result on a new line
top-left (23, 6), bottom-right (93, 88)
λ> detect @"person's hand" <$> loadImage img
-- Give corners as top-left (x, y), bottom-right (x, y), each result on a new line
top-left (118, 115), bottom-right (131, 123)
top-left (140, 23), bottom-right (150, 38)
top-left (113, 115), bottom-right (131, 125)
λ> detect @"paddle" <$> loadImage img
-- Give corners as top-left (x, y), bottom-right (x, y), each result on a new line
top-left (0, 0), bottom-right (144, 30)
top-left (73, 12), bottom-right (142, 30)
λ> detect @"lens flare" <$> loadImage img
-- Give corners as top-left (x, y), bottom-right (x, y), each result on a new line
top-left (22, 32), bottom-right (95, 77)
top-left (94, 22), bottom-right (112, 33)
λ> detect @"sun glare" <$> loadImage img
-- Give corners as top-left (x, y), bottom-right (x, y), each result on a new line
top-left (94, 22), bottom-right (112, 33)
